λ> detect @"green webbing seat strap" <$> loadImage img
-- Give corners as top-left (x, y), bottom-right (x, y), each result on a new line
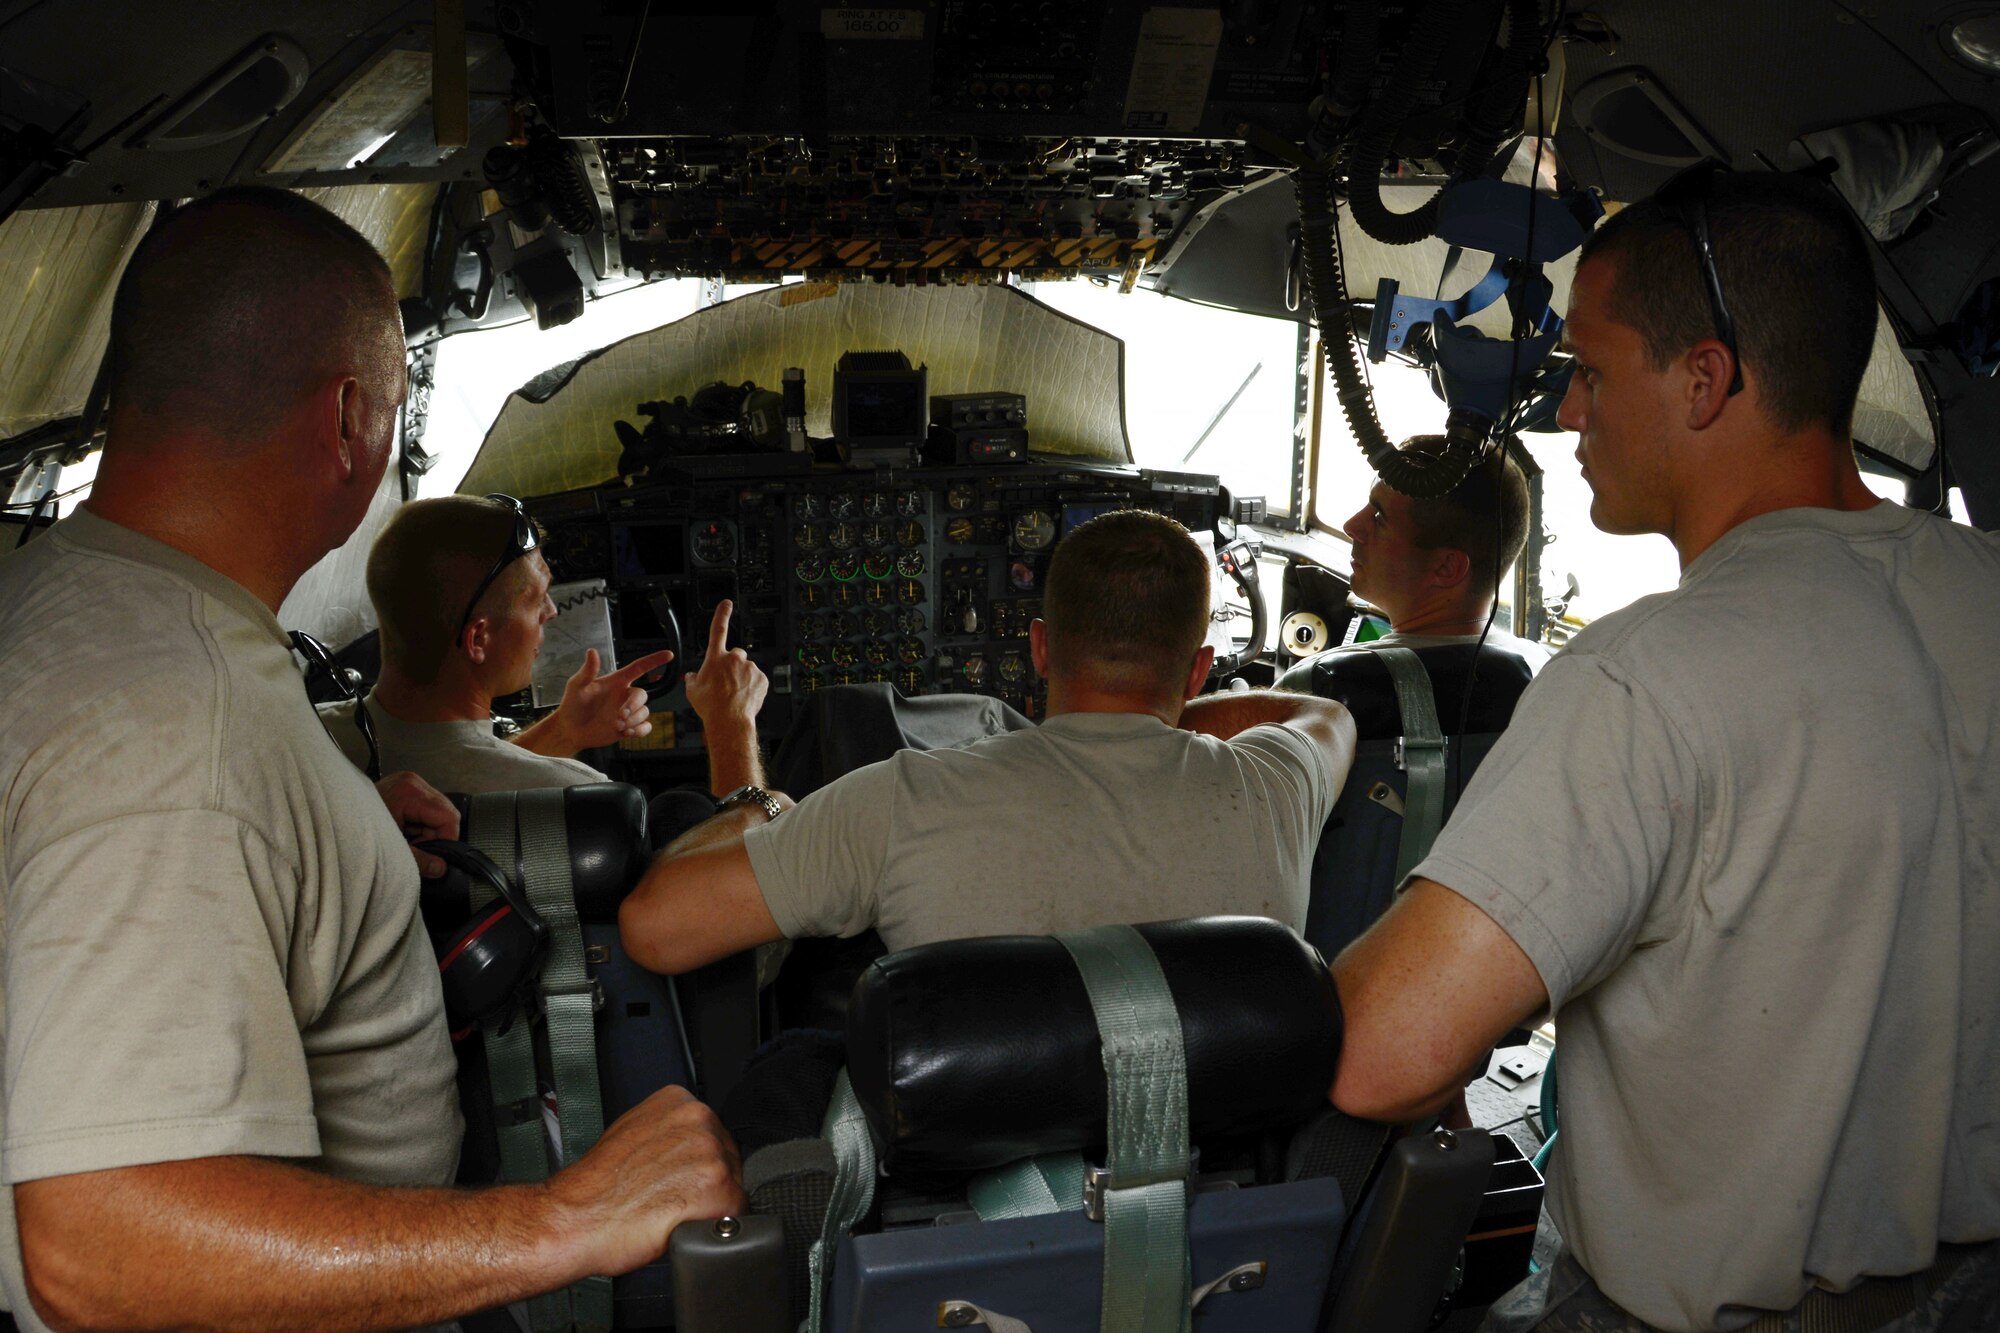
top-left (515, 787), bottom-right (614, 1333)
top-left (1374, 647), bottom-right (1448, 884)
top-left (968, 1152), bottom-right (1089, 1221)
top-left (1055, 924), bottom-right (1193, 1333)
top-left (464, 789), bottom-right (613, 1333)
top-left (809, 1068), bottom-right (878, 1333)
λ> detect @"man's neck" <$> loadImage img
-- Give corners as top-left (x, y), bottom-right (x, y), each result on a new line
top-left (1385, 590), bottom-right (1494, 640)
top-left (1669, 430), bottom-right (1881, 569)
top-left (1042, 677), bottom-right (1183, 726)
top-left (83, 468), bottom-right (310, 614)
top-left (372, 665), bottom-right (495, 725)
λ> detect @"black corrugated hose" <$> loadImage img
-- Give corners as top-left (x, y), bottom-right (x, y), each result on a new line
top-left (1343, 0), bottom-right (1477, 246)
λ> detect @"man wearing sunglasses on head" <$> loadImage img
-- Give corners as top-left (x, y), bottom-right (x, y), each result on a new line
top-left (0, 188), bottom-right (740, 1333)
top-left (1325, 170), bottom-right (2000, 1331)
top-left (317, 492), bottom-right (680, 796)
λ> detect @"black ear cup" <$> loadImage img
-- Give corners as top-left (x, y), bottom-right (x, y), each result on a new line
top-left (415, 840), bottom-right (549, 1034)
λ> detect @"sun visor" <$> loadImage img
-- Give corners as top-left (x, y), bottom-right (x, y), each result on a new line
top-left (459, 281), bottom-right (1132, 498)
top-left (1853, 303), bottom-right (1935, 473)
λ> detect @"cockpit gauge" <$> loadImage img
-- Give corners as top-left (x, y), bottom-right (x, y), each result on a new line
top-left (828, 551), bottom-right (861, 581)
top-left (795, 554), bottom-right (828, 583)
top-left (796, 643), bottom-right (828, 671)
top-left (829, 642), bottom-right (858, 667)
top-left (796, 612), bottom-right (825, 641)
top-left (1013, 510), bottom-right (1057, 551)
top-left (863, 639), bottom-right (892, 666)
top-left (836, 611), bottom-right (864, 638)
top-left (797, 672), bottom-right (823, 695)
top-left (946, 483), bottom-right (977, 512)
top-left (827, 522), bottom-right (859, 551)
top-left (827, 492), bottom-right (859, 520)
top-left (861, 522), bottom-right (892, 549)
top-left (895, 666), bottom-right (925, 694)
top-left (832, 582), bottom-right (862, 607)
top-left (997, 653), bottom-right (1028, 684)
top-left (795, 523), bottom-right (826, 552)
top-left (553, 525), bottom-right (609, 579)
top-left (896, 520), bottom-right (925, 547)
top-left (691, 520), bottom-right (736, 567)
top-left (793, 493), bottom-right (825, 521)
top-left (799, 581), bottom-right (829, 607)
top-left (862, 573), bottom-right (893, 599)
top-left (864, 666), bottom-right (894, 685)
top-left (897, 607), bottom-right (927, 634)
top-left (895, 550), bottom-right (927, 578)
top-left (862, 609), bottom-right (893, 637)
top-left (897, 579), bottom-right (925, 605)
top-left (860, 492), bottom-right (892, 519)
top-left (862, 553), bottom-right (895, 582)
top-left (897, 637), bottom-right (925, 664)
top-left (944, 517), bottom-right (975, 545)
top-left (960, 654), bottom-right (989, 688)
top-left (895, 490), bottom-right (926, 516)
top-left (832, 667), bottom-right (860, 687)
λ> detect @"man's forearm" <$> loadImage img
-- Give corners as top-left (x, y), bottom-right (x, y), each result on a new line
top-left (1178, 688), bottom-right (1317, 740)
top-left (19, 1159), bottom-right (586, 1333)
top-left (703, 717), bottom-right (766, 795)
top-left (512, 710), bottom-right (579, 757)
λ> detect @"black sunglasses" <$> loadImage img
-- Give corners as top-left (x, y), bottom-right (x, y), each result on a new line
top-left (291, 630), bottom-right (381, 782)
top-left (455, 494), bottom-right (542, 640)
top-left (1654, 161), bottom-right (1745, 397)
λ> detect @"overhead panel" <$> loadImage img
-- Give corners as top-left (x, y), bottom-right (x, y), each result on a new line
top-left (460, 281), bottom-right (1130, 498)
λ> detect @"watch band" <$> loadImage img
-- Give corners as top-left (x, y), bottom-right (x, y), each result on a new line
top-left (717, 784), bottom-right (783, 821)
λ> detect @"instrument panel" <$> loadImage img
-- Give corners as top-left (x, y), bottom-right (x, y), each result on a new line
top-left (526, 459), bottom-right (1221, 764)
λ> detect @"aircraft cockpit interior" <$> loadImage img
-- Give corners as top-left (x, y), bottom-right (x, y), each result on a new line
top-left (3, 2), bottom-right (1998, 1331)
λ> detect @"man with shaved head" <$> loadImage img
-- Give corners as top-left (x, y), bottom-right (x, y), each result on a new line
top-left (619, 508), bottom-right (1359, 974)
top-left (0, 187), bottom-right (739, 1333)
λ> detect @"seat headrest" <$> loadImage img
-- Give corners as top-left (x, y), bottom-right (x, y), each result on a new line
top-left (458, 782), bottom-right (650, 921)
top-left (1279, 642), bottom-right (1533, 739)
top-left (845, 916), bottom-right (1341, 1177)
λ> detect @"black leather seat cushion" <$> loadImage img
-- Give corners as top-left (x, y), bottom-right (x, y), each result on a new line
top-left (845, 916), bottom-right (1341, 1177)
top-left (1278, 641), bottom-right (1533, 740)
top-left (451, 781), bottom-right (650, 922)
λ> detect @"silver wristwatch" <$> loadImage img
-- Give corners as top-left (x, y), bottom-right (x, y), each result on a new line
top-left (716, 784), bottom-right (783, 821)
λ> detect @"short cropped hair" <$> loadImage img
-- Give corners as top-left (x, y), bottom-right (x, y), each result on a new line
top-left (369, 496), bottom-right (532, 682)
top-left (1579, 171), bottom-right (1877, 437)
top-left (107, 186), bottom-right (398, 445)
top-left (1397, 435), bottom-right (1530, 595)
top-left (1041, 509), bottom-right (1210, 693)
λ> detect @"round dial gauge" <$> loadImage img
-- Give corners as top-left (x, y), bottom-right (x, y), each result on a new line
top-left (863, 553), bottom-right (895, 580)
top-left (895, 490), bottom-right (926, 516)
top-left (831, 666), bottom-right (860, 687)
top-left (795, 554), bottom-right (828, 583)
top-left (861, 522), bottom-right (892, 549)
top-left (829, 552), bottom-right (861, 581)
top-left (860, 492), bottom-right (892, 519)
top-left (832, 582), bottom-right (861, 607)
top-left (1013, 510), bottom-right (1057, 551)
top-left (862, 573), bottom-right (893, 599)
top-left (896, 666), bottom-right (925, 693)
top-left (796, 643), bottom-right (827, 671)
top-left (897, 607), bottom-right (928, 634)
top-left (946, 483), bottom-right (977, 512)
top-left (836, 611), bottom-right (864, 638)
top-left (864, 666), bottom-right (894, 685)
top-left (827, 522), bottom-right (859, 551)
top-left (829, 642), bottom-right (858, 667)
top-left (862, 609), bottom-right (894, 637)
top-left (827, 492), bottom-right (858, 520)
top-left (945, 517), bottom-right (975, 545)
top-left (897, 579), bottom-right (925, 605)
top-left (863, 639), bottom-right (892, 666)
top-left (794, 523), bottom-right (825, 552)
top-left (897, 637), bottom-right (925, 663)
top-left (796, 612), bottom-right (825, 640)
top-left (997, 653), bottom-right (1027, 684)
top-left (793, 493), bottom-right (825, 521)
top-left (896, 520), bottom-right (925, 547)
top-left (896, 550), bottom-right (927, 578)
top-left (960, 654), bottom-right (989, 688)
top-left (797, 672), bottom-right (823, 695)
top-left (799, 582), bottom-right (828, 607)
top-left (691, 520), bottom-right (736, 567)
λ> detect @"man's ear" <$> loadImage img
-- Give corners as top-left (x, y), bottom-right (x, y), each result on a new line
top-left (330, 375), bottom-right (367, 476)
top-left (1028, 619), bottom-right (1050, 677)
top-left (1429, 546), bottom-right (1472, 591)
top-left (1684, 340), bottom-right (1736, 431)
top-left (461, 617), bottom-right (489, 665)
top-left (1184, 643), bottom-right (1217, 700)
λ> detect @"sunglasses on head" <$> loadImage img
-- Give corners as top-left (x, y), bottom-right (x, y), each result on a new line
top-left (455, 494), bottom-right (541, 640)
top-left (291, 630), bottom-right (381, 783)
top-left (1654, 161), bottom-right (1745, 397)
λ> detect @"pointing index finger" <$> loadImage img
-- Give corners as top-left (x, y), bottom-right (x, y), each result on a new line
top-left (706, 599), bottom-right (734, 660)
top-left (608, 648), bottom-right (677, 685)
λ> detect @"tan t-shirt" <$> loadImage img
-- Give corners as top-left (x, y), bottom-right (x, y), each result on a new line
top-left (743, 710), bottom-right (1343, 952)
top-left (0, 511), bottom-right (462, 1328)
top-left (318, 691), bottom-right (604, 795)
top-left (1416, 503), bottom-right (2000, 1332)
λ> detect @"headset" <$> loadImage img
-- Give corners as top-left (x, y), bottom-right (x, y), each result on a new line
top-left (415, 839), bottom-right (550, 1037)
